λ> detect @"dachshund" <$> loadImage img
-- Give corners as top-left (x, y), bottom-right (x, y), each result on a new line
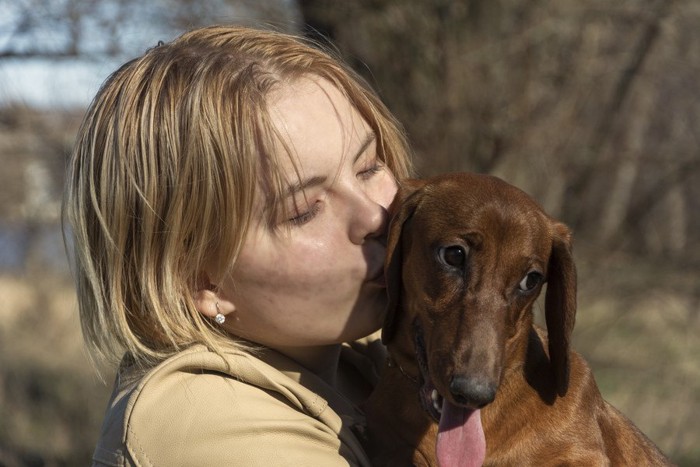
top-left (364, 173), bottom-right (671, 466)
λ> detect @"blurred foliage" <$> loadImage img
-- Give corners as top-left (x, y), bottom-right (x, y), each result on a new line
top-left (0, 270), bottom-right (112, 466)
top-left (300, 0), bottom-right (700, 262)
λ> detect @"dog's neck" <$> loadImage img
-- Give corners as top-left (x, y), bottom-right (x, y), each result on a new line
top-left (387, 355), bottom-right (420, 385)
top-left (386, 319), bottom-right (423, 383)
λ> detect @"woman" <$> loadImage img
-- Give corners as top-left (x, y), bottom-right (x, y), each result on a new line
top-left (63, 25), bottom-right (412, 465)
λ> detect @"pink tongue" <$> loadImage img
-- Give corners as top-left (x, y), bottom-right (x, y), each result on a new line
top-left (436, 399), bottom-right (485, 467)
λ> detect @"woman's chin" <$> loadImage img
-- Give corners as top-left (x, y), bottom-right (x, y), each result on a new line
top-left (345, 305), bottom-right (385, 340)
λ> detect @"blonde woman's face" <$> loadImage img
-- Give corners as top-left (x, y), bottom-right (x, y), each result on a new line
top-left (220, 77), bottom-right (396, 350)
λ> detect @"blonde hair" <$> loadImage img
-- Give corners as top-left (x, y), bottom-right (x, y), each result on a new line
top-left (63, 25), bottom-right (413, 371)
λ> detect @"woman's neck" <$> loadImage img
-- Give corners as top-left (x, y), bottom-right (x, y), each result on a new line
top-left (276, 343), bottom-right (342, 387)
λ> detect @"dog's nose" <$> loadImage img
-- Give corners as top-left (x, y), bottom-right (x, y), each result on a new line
top-left (449, 375), bottom-right (497, 408)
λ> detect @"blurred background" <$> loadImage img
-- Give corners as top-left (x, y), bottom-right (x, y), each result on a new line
top-left (0, 0), bottom-right (698, 465)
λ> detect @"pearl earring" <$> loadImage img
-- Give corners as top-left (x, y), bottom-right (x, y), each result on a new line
top-left (214, 302), bottom-right (225, 324)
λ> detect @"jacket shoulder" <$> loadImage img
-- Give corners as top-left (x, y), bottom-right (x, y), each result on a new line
top-left (93, 346), bottom-right (363, 466)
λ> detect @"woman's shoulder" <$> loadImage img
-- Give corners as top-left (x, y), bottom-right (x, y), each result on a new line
top-left (92, 345), bottom-right (370, 466)
top-left (342, 329), bottom-right (388, 384)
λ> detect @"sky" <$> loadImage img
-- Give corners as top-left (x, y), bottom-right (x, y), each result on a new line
top-left (0, 0), bottom-right (300, 109)
top-left (0, 58), bottom-right (124, 108)
top-left (0, 0), bottom-right (174, 108)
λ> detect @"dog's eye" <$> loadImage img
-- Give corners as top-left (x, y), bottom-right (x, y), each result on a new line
top-left (518, 271), bottom-right (543, 292)
top-left (439, 245), bottom-right (467, 268)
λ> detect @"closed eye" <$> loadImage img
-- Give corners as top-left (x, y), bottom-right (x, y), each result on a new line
top-left (288, 200), bottom-right (322, 226)
top-left (357, 162), bottom-right (384, 180)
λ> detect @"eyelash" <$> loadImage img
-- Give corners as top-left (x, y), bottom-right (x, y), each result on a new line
top-left (358, 161), bottom-right (384, 180)
top-left (289, 201), bottom-right (322, 226)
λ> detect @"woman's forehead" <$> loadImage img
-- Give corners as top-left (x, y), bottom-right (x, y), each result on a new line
top-left (268, 76), bottom-right (369, 152)
top-left (267, 77), bottom-right (371, 177)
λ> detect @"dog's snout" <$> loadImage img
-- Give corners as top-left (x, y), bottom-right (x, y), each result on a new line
top-left (449, 375), bottom-right (497, 408)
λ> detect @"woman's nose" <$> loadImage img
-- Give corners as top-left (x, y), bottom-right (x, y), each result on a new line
top-left (348, 190), bottom-right (391, 245)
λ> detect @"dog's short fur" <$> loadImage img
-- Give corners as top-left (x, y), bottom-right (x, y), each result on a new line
top-left (364, 173), bottom-right (671, 466)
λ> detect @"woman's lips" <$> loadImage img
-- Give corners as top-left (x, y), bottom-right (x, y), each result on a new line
top-left (364, 239), bottom-right (387, 286)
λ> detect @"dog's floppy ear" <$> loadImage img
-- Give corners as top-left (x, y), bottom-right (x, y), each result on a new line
top-left (544, 221), bottom-right (577, 397)
top-left (382, 178), bottom-right (426, 344)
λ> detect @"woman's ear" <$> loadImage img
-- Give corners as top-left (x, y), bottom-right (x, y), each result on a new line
top-left (193, 273), bottom-right (236, 321)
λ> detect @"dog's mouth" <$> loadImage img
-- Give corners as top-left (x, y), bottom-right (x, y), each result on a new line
top-left (412, 321), bottom-right (487, 466)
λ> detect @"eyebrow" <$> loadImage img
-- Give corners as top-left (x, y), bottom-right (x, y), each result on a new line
top-left (285, 131), bottom-right (377, 197)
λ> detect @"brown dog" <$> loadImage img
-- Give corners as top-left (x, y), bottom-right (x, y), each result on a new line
top-left (364, 173), bottom-right (671, 466)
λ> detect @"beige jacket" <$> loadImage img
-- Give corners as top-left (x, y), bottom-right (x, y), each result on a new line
top-left (92, 334), bottom-right (386, 466)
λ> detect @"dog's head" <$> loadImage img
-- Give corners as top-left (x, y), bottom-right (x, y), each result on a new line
top-left (382, 173), bottom-right (576, 418)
